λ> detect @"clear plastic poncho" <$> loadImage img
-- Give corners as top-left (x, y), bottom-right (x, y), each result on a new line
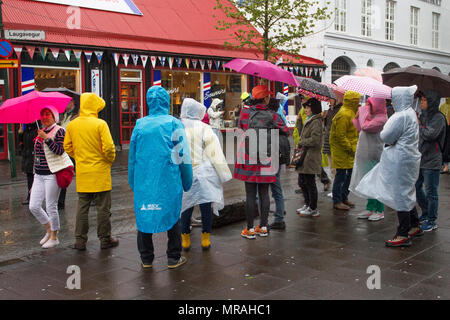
top-left (180, 98), bottom-right (232, 216)
top-left (355, 86), bottom-right (421, 212)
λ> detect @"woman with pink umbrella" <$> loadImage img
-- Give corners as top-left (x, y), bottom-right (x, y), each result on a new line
top-left (29, 106), bottom-right (73, 248)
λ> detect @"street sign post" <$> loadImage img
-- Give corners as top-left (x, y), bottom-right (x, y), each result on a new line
top-left (0, 59), bottom-right (18, 68)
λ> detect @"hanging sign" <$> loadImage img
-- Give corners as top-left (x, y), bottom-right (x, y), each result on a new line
top-left (32, 0), bottom-right (142, 16)
top-left (91, 69), bottom-right (101, 96)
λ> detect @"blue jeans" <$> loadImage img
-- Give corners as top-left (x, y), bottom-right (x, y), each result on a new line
top-left (332, 169), bottom-right (352, 204)
top-left (181, 202), bottom-right (212, 234)
top-left (271, 166), bottom-right (285, 223)
top-left (415, 169), bottom-right (440, 222)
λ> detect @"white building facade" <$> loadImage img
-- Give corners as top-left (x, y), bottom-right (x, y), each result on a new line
top-left (301, 0), bottom-right (450, 83)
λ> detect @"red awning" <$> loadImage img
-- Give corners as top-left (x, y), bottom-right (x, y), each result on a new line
top-left (4, 0), bottom-right (324, 65)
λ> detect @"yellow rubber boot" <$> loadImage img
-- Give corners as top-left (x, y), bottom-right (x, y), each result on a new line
top-left (181, 233), bottom-right (191, 251)
top-left (201, 232), bottom-right (211, 250)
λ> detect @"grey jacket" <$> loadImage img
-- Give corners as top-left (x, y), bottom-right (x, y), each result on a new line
top-left (419, 90), bottom-right (447, 170)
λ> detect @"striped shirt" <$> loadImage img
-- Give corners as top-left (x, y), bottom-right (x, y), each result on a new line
top-left (34, 125), bottom-right (66, 175)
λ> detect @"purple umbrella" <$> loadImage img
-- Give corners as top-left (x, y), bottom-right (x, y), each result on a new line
top-left (224, 59), bottom-right (300, 87)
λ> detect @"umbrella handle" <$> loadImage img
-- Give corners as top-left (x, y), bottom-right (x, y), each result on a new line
top-left (36, 120), bottom-right (40, 130)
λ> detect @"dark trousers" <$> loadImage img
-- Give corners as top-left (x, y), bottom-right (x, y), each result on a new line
top-left (298, 174), bottom-right (318, 210)
top-left (397, 207), bottom-right (420, 237)
top-left (245, 182), bottom-right (269, 228)
top-left (58, 188), bottom-right (66, 207)
top-left (181, 202), bottom-right (212, 234)
top-left (75, 191), bottom-right (112, 244)
top-left (26, 173), bottom-right (34, 199)
top-left (319, 167), bottom-right (330, 185)
top-left (137, 220), bottom-right (181, 264)
top-left (332, 169), bottom-right (353, 204)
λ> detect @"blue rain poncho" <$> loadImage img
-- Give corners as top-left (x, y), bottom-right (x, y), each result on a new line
top-left (128, 86), bottom-right (193, 234)
top-left (355, 86), bottom-right (421, 212)
top-left (180, 98), bottom-right (232, 216)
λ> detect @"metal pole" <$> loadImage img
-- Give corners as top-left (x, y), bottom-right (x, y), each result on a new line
top-left (0, 0), bottom-right (17, 178)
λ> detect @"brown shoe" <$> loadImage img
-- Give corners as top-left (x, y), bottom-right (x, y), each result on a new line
top-left (334, 203), bottom-right (350, 211)
top-left (343, 200), bottom-right (355, 208)
top-left (72, 242), bottom-right (86, 251)
top-left (100, 237), bottom-right (119, 249)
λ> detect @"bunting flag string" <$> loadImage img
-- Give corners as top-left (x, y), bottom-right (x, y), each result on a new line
top-left (207, 60), bottom-right (212, 70)
top-left (150, 56), bottom-right (157, 69)
top-left (215, 60), bottom-right (221, 70)
top-left (131, 54), bottom-right (139, 66)
top-left (95, 51), bottom-right (103, 64)
top-left (185, 58), bottom-right (190, 69)
top-left (175, 57), bottom-right (182, 68)
top-left (113, 53), bottom-right (120, 67)
top-left (121, 53), bottom-right (129, 67)
top-left (50, 48), bottom-right (60, 60)
top-left (85, 51), bottom-right (93, 63)
top-left (199, 59), bottom-right (205, 70)
top-left (64, 49), bottom-right (71, 61)
top-left (141, 55), bottom-right (148, 68)
top-left (73, 49), bottom-right (82, 62)
top-left (159, 56), bottom-right (166, 67)
top-left (13, 46), bottom-right (22, 58)
top-left (168, 57), bottom-right (174, 69)
top-left (40, 47), bottom-right (48, 60)
top-left (26, 46), bottom-right (36, 59)
top-left (192, 59), bottom-right (198, 69)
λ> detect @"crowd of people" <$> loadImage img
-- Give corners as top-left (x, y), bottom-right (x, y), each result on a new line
top-left (20, 81), bottom-right (449, 268)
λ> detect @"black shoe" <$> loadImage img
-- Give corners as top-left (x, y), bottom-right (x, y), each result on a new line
top-left (72, 242), bottom-right (87, 251)
top-left (100, 237), bottom-right (119, 249)
top-left (168, 256), bottom-right (187, 269)
top-left (58, 203), bottom-right (65, 210)
top-left (269, 221), bottom-right (286, 230)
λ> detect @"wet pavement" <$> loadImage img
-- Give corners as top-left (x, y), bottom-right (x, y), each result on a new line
top-left (0, 149), bottom-right (449, 300)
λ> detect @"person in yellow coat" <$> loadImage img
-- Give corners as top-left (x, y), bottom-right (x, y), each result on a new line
top-left (64, 93), bottom-right (118, 251)
top-left (329, 90), bottom-right (362, 210)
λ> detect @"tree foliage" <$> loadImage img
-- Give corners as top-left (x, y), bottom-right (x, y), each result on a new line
top-left (213, 0), bottom-right (331, 61)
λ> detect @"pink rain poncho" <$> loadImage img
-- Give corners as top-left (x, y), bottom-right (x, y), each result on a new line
top-left (349, 97), bottom-right (387, 196)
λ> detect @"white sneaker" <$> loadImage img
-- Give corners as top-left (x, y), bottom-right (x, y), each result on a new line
top-left (39, 233), bottom-right (51, 245)
top-left (327, 193), bottom-right (333, 198)
top-left (368, 212), bottom-right (384, 221)
top-left (357, 210), bottom-right (374, 219)
top-left (42, 239), bottom-right (59, 249)
top-left (299, 207), bottom-right (312, 216)
top-left (296, 205), bottom-right (308, 214)
top-left (311, 209), bottom-right (320, 217)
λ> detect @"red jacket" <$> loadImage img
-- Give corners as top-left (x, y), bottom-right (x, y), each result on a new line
top-left (234, 104), bottom-right (289, 183)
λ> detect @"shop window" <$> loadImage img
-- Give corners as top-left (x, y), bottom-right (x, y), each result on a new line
top-left (210, 73), bottom-right (243, 127)
top-left (161, 70), bottom-right (201, 117)
top-left (120, 83), bottom-right (141, 143)
top-left (34, 68), bottom-right (80, 92)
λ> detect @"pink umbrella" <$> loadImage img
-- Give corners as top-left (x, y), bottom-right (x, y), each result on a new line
top-left (354, 67), bottom-right (383, 82)
top-left (324, 83), bottom-right (346, 102)
top-left (224, 59), bottom-right (299, 87)
top-left (334, 75), bottom-right (392, 99)
top-left (0, 91), bottom-right (72, 124)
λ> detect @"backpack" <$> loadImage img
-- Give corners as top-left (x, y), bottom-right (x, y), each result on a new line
top-left (245, 108), bottom-right (274, 165)
top-left (438, 112), bottom-right (449, 162)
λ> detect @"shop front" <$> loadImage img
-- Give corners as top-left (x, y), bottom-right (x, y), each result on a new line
top-left (0, 82), bottom-right (6, 160)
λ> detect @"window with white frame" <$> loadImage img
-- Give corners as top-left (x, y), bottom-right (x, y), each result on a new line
top-left (410, 7), bottom-right (419, 46)
top-left (361, 0), bottom-right (372, 37)
top-left (334, 0), bottom-right (347, 32)
top-left (385, 0), bottom-right (395, 41)
top-left (432, 12), bottom-right (440, 49)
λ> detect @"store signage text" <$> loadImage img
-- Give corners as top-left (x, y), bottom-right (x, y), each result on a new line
top-left (204, 89), bottom-right (226, 101)
top-left (167, 87), bottom-right (180, 95)
top-left (32, 0), bottom-right (143, 16)
top-left (5, 30), bottom-right (45, 41)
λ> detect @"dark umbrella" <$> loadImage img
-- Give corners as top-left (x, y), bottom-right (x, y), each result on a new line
top-left (382, 66), bottom-right (450, 97)
top-left (295, 76), bottom-right (336, 101)
top-left (41, 87), bottom-right (80, 113)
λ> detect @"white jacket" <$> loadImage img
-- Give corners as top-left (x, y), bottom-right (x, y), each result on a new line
top-left (181, 98), bottom-right (232, 215)
top-left (207, 99), bottom-right (224, 130)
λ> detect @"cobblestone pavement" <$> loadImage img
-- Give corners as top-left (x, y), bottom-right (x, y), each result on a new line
top-left (0, 150), bottom-right (449, 300)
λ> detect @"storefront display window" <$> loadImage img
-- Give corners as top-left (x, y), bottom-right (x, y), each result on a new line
top-left (34, 68), bottom-right (80, 92)
top-left (210, 73), bottom-right (244, 127)
top-left (161, 70), bottom-right (201, 117)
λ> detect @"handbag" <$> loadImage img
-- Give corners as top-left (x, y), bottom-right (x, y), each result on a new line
top-left (55, 166), bottom-right (74, 189)
top-left (291, 146), bottom-right (308, 168)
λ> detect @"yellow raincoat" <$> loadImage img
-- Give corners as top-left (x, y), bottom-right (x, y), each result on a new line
top-left (440, 98), bottom-right (450, 125)
top-left (293, 107), bottom-right (307, 146)
top-left (64, 93), bottom-right (116, 193)
top-left (329, 91), bottom-right (361, 169)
